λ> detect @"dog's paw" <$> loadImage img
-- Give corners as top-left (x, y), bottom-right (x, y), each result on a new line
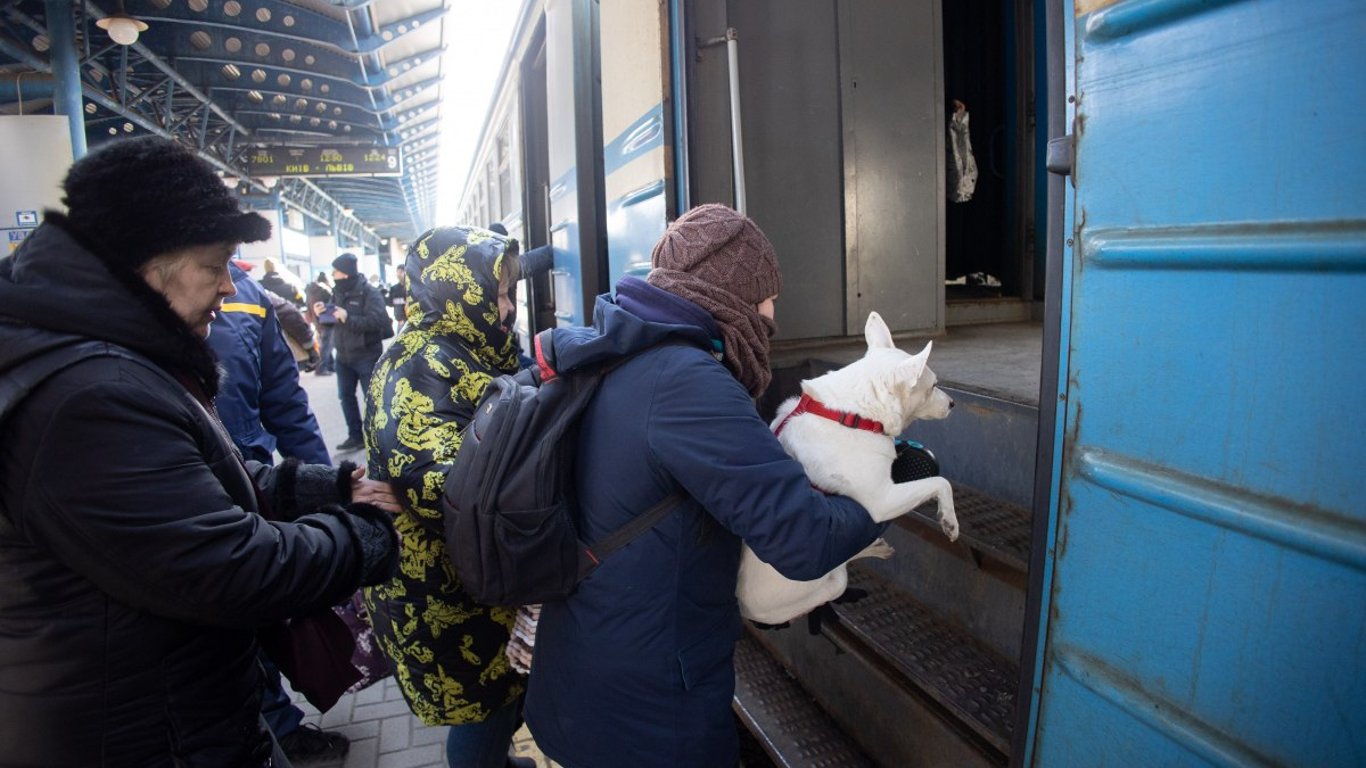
top-left (940, 510), bottom-right (960, 541)
top-left (852, 538), bottom-right (895, 561)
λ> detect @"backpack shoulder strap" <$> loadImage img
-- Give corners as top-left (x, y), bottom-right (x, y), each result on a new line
top-left (577, 489), bottom-right (688, 579)
top-left (0, 340), bottom-right (123, 425)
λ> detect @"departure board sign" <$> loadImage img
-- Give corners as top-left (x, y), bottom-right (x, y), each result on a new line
top-left (245, 145), bottom-right (401, 177)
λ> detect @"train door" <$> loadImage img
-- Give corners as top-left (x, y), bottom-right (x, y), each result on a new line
top-left (686, 0), bottom-right (944, 340)
top-left (1025, 2), bottom-right (1366, 764)
top-left (544, 0), bottom-right (606, 327)
top-left (520, 28), bottom-right (556, 336)
top-left (599, 0), bottom-right (669, 283)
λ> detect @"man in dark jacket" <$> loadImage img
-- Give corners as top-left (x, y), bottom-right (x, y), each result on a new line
top-left (306, 272), bottom-right (337, 375)
top-left (0, 136), bottom-right (400, 767)
top-left (316, 252), bottom-right (389, 452)
top-left (387, 264), bottom-right (408, 327)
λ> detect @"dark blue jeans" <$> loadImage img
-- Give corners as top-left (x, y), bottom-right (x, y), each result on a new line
top-left (336, 356), bottom-right (376, 441)
top-left (260, 655), bottom-right (303, 739)
top-left (446, 697), bottom-right (522, 768)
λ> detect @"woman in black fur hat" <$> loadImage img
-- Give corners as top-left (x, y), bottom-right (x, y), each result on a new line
top-left (0, 136), bottom-right (401, 767)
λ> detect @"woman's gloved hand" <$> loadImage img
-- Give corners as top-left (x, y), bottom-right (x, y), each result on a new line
top-left (331, 502), bottom-right (399, 586)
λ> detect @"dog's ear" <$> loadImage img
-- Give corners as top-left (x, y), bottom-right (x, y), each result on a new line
top-left (864, 311), bottom-right (894, 350)
top-left (896, 342), bottom-right (932, 388)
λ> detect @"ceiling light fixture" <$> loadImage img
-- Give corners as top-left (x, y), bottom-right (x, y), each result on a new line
top-left (96, 2), bottom-right (148, 46)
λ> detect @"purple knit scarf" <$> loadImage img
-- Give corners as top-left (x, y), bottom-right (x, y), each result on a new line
top-left (646, 269), bottom-right (776, 396)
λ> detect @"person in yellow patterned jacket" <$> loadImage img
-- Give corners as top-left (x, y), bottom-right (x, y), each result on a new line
top-left (362, 225), bottom-right (527, 768)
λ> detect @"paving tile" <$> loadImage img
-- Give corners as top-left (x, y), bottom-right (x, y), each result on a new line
top-left (379, 714), bottom-right (412, 753)
top-left (375, 743), bottom-right (444, 768)
top-left (320, 699), bottom-right (357, 729)
top-left (411, 723), bottom-right (447, 747)
top-left (352, 699), bottom-right (417, 722)
top-left (353, 680), bottom-right (388, 706)
top-left (341, 735), bottom-right (379, 768)
top-left (335, 718), bottom-right (380, 741)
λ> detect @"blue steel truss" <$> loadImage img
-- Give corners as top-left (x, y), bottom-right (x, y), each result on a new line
top-left (0, 0), bottom-right (451, 245)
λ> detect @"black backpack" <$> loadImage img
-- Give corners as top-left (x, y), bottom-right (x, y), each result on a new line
top-left (441, 331), bottom-right (684, 606)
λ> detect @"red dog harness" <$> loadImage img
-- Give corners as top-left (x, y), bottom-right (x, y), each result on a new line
top-left (773, 393), bottom-right (886, 437)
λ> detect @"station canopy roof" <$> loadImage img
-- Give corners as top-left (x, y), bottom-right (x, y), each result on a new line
top-left (0, 0), bottom-right (452, 248)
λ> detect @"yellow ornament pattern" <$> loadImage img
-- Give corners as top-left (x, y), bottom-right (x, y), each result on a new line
top-left (362, 226), bottom-right (523, 726)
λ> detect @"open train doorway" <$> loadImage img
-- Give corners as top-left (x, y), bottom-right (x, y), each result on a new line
top-left (943, 0), bottom-right (1040, 323)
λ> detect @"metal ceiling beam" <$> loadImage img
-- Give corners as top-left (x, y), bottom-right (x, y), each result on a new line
top-left (83, 3), bottom-right (250, 136)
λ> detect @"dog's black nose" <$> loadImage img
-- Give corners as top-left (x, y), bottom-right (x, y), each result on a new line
top-left (949, 399), bottom-right (955, 409)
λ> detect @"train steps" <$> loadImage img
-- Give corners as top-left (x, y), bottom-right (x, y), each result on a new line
top-left (741, 357), bottom-right (1038, 766)
top-left (736, 483), bottom-right (1030, 767)
top-left (733, 633), bottom-right (874, 767)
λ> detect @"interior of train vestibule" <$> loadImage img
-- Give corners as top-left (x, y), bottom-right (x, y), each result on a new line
top-left (686, 0), bottom-right (1041, 338)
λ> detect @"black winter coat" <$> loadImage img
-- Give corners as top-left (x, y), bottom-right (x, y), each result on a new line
top-left (330, 276), bottom-right (389, 363)
top-left (0, 221), bottom-right (375, 767)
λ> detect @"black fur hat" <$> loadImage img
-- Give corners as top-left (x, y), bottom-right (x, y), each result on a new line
top-left (59, 136), bottom-right (271, 270)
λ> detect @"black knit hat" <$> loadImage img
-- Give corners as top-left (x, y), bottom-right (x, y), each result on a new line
top-left (59, 136), bottom-right (271, 270)
top-left (333, 252), bottom-right (359, 277)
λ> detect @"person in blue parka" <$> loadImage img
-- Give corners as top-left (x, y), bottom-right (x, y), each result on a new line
top-left (208, 262), bottom-right (331, 465)
top-left (523, 204), bottom-right (887, 767)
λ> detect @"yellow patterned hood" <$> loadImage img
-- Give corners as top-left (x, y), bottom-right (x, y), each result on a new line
top-left (398, 225), bottom-right (520, 372)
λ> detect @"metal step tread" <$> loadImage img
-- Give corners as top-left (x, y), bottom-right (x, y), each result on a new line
top-left (733, 632), bottom-right (874, 768)
top-left (832, 565), bottom-right (1019, 755)
top-left (904, 484), bottom-right (1032, 572)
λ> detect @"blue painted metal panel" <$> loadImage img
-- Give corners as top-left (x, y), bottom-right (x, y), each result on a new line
top-left (1033, 1), bottom-right (1366, 765)
top-left (548, 166), bottom-right (582, 326)
top-left (603, 103), bottom-right (667, 282)
top-left (545, 0), bottom-right (583, 326)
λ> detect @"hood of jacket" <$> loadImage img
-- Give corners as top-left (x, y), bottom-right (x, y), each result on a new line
top-left (398, 225), bottom-right (519, 371)
top-left (0, 215), bottom-right (219, 396)
top-left (544, 277), bottom-right (716, 375)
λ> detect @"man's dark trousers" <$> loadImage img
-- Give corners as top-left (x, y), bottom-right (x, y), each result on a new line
top-left (336, 355), bottom-right (376, 441)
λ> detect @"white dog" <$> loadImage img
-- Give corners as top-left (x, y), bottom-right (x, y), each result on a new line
top-left (736, 311), bottom-right (958, 625)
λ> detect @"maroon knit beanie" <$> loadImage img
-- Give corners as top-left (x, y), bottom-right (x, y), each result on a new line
top-left (647, 204), bottom-right (781, 397)
top-left (650, 203), bottom-right (782, 303)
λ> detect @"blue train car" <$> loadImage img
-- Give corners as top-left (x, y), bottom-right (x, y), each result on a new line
top-left (458, 1), bottom-right (1366, 765)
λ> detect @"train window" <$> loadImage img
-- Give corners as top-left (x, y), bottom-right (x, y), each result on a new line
top-left (497, 135), bottom-right (512, 217)
top-left (487, 163), bottom-right (499, 221)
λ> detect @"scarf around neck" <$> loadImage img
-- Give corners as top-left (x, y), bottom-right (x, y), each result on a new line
top-left (646, 269), bottom-right (776, 396)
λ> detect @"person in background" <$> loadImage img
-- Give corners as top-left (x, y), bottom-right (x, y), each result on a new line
top-left (0, 135), bottom-right (400, 767)
top-left (306, 271), bottom-right (336, 376)
top-left (209, 262), bottom-right (329, 465)
top-left (523, 204), bottom-right (886, 767)
top-left (363, 226), bottom-right (534, 768)
top-left (265, 286), bottom-right (321, 373)
top-left (260, 256), bottom-right (305, 307)
top-left (387, 264), bottom-right (408, 329)
top-left (207, 261), bottom-right (352, 762)
top-left (315, 252), bottom-right (389, 453)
